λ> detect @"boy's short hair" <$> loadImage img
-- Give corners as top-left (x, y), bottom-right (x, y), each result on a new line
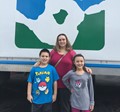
top-left (39, 49), bottom-right (50, 56)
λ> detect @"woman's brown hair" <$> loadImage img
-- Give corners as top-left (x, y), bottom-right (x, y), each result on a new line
top-left (53, 33), bottom-right (72, 51)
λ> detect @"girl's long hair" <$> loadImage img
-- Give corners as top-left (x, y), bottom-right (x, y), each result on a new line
top-left (53, 33), bottom-right (72, 51)
top-left (72, 54), bottom-right (87, 72)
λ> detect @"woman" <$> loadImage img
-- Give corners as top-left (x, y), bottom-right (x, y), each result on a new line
top-left (34, 33), bottom-right (92, 112)
top-left (50, 33), bottom-right (76, 112)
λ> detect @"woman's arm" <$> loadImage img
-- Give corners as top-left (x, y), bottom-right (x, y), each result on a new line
top-left (33, 61), bottom-right (41, 67)
top-left (85, 67), bottom-right (92, 74)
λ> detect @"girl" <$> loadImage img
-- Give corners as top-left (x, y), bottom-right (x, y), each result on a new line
top-left (62, 54), bottom-right (94, 112)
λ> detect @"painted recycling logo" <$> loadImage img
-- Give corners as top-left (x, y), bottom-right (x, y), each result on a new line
top-left (15, 0), bottom-right (105, 50)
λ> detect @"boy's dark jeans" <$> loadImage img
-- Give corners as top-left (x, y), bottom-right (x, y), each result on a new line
top-left (31, 102), bottom-right (52, 112)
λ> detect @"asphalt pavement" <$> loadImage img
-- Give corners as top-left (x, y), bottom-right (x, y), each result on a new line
top-left (0, 74), bottom-right (120, 112)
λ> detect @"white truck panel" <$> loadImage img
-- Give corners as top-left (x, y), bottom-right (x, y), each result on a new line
top-left (0, 0), bottom-right (120, 75)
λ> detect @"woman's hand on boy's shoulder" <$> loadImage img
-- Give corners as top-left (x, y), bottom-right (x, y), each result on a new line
top-left (33, 61), bottom-right (41, 67)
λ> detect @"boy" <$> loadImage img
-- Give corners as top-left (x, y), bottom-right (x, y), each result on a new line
top-left (27, 49), bottom-right (59, 112)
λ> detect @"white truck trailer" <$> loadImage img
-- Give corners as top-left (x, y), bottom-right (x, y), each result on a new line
top-left (0, 0), bottom-right (120, 82)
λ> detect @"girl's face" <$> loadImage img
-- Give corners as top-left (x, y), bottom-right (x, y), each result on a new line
top-left (39, 52), bottom-right (50, 65)
top-left (74, 56), bottom-right (85, 69)
top-left (58, 35), bottom-right (67, 48)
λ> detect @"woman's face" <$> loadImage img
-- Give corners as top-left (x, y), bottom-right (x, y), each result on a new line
top-left (58, 35), bottom-right (67, 48)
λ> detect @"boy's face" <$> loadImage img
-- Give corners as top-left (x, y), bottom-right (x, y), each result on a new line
top-left (39, 52), bottom-right (50, 65)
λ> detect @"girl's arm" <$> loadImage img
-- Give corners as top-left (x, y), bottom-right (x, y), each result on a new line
top-left (88, 75), bottom-right (95, 111)
top-left (52, 81), bottom-right (57, 102)
top-left (27, 82), bottom-right (33, 103)
top-left (62, 71), bottom-right (71, 90)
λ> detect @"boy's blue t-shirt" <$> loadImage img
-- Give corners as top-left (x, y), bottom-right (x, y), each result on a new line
top-left (27, 64), bottom-right (59, 104)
